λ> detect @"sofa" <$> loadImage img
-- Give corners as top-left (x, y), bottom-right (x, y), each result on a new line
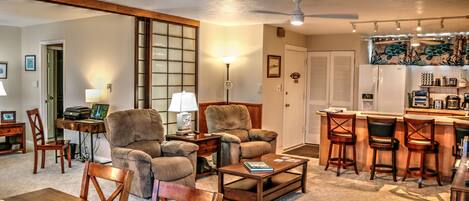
top-left (205, 105), bottom-right (278, 166)
top-left (104, 109), bottom-right (198, 198)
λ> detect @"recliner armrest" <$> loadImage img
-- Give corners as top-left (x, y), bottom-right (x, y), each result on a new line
top-left (213, 132), bottom-right (241, 144)
top-left (161, 140), bottom-right (199, 157)
top-left (111, 147), bottom-right (152, 163)
top-left (248, 129), bottom-right (278, 142)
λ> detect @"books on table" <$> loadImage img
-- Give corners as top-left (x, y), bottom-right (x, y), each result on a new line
top-left (244, 161), bottom-right (273, 173)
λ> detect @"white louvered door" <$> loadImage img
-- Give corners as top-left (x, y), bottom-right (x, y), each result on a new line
top-left (306, 51), bottom-right (354, 144)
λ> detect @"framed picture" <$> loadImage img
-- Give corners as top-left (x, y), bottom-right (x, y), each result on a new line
top-left (0, 62), bottom-right (7, 79)
top-left (1, 111), bottom-right (16, 123)
top-left (25, 55), bottom-right (36, 71)
top-left (267, 55), bottom-right (281, 78)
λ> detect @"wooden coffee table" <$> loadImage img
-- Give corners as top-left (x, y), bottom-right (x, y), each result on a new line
top-left (218, 154), bottom-right (309, 201)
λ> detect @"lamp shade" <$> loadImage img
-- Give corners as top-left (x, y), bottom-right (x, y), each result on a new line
top-left (0, 81), bottom-right (7, 96)
top-left (85, 89), bottom-right (101, 103)
top-left (168, 91), bottom-right (198, 112)
top-left (222, 56), bottom-right (235, 64)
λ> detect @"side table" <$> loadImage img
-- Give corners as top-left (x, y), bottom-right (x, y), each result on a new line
top-left (166, 133), bottom-right (221, 179)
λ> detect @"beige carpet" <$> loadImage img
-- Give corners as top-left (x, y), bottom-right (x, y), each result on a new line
top-left (0, 151), bottom-right (451, 201)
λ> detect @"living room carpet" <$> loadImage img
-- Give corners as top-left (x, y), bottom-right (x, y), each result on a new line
top-left (283, 144), bottom-right (319, 158)
top-left (0, 150), bottom-right (451, 201)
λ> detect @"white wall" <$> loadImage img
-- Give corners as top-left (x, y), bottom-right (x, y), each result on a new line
top-left (0, 26), bottom-right (22, 120)
top-left (198, 22), bottom-right (264, 103)
top-left (262, 25), bottom-right (307, 150)
top-left (21, 14), bottom-right (135, 160)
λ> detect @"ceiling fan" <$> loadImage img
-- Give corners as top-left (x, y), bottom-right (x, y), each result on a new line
top-left (250, 0), bottom-right (359, 26)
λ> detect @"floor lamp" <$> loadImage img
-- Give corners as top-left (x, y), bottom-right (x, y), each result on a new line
top-left (223, 56), bottom-right (234, 104)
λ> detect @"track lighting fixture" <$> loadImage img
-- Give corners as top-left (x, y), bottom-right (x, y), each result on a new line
top-left (416, 20), bottom-right (422, 31)
top-left (395, 21), bottom-right (401, 31)
top-left (351, 15), bottom-right (468, 34)
top-left (352, 23), bottom-right (356, 32)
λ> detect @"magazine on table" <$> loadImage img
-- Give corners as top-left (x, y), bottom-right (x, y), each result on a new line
top-left (244, 161), bottom-right (273, 173)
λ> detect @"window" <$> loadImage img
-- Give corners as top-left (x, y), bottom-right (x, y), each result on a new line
top-left (135, 18), bottom-right (198, 135)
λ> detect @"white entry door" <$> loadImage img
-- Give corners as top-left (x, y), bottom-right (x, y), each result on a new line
top-left (283, 47), bottom-right (307, 150)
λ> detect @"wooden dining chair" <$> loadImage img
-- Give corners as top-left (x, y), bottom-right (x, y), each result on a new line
top-left (80, 161), bottom-right (134, 201)
top-left (152, 180), bottom-right (223, 201)
top-left (26, 108), bottom-right (71, 174)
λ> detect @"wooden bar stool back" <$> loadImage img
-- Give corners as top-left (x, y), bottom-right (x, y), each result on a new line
top-left (402, 117), bottom-right (442, 188)
top-left (452, 122), bottom-right (469, 181)
top-left (26, 108), bottom-right (71, 174)
top-left (366, 116), bottom-right (398, 181)
top-left (152, 180), bottom-right (223, 201)
top-left (325, 113), bottom-right (359, 176)
top-left (80, 161), bottom-right (134, 201)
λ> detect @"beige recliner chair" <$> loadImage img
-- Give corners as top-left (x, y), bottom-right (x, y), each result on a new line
top-left (205, 105), bottom-right (278, 166)
top-left (105, 109), bottom-right (198, 198)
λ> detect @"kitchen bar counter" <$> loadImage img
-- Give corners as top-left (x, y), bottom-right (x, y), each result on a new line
top-left (406, 108), bottom-right (468, 116)
top-left (317, 111), bottom-right (469, 179)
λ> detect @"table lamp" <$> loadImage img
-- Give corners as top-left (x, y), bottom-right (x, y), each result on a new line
top-left (0, 81), bottom-right (7, 96)
top-left (85, 89), bottom-right (101, 104)
top-left (168, 91), bottom-right (198, 135)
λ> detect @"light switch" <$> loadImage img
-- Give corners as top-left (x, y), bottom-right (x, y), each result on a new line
top-left (275, 84), bottom-right (282, 92)
top-left (32, 80), bottom-right (38, 88)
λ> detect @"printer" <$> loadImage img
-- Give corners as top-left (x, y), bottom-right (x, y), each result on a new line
top-left (64, 106), bottom-right (91, 120)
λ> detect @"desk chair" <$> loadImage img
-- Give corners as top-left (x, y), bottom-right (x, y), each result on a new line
top-left (26, 108), bottom-right (71, 174)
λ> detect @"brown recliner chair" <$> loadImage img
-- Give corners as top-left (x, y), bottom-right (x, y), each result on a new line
top-left (105, 109), bottom-right (198, 198)
top-left (205, 105), bottom-right (278, 166)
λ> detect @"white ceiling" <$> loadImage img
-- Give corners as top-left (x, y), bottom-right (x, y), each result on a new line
top-left (103, 0), bottom-right (469, 35)
top-left (0, 0), bottom-right (107, 27)
top-left (1, 0), bottom-right (468, 35)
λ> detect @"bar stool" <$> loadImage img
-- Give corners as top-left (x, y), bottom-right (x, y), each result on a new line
top-left (367, 116), bottom-right (399, 181)
top-left (325, 113), bottom-right (359, 176)
top-left (452, 122), bottom-right (469, 181)
top-left (402, 117), bottom-right (442, 188)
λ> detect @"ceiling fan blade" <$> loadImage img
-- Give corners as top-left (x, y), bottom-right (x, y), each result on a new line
top-left (304, 13), bottom-right (359, 19)
top-left (250, 10), bottom-right (291, 16)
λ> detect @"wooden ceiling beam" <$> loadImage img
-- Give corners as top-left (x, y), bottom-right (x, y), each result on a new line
top-left (37, 0), bottom-right (200, 27)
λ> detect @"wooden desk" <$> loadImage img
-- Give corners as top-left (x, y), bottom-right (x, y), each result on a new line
top-left (4, 188), bottom-right (83, 201)
top-left (0, 122), bottom-right (26, 155)
top-left (55, 119), bottom-right (106, 162)
top-left (166, 133), bottom-right (221, 178)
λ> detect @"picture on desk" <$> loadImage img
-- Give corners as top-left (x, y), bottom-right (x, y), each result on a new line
top-left (91, 104), bottom-right (109, 120)
top-left (1, 111), bottom-right (16, 123)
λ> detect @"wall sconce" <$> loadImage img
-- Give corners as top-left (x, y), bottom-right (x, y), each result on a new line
top-left (106, 83), bottom-right (112, 93)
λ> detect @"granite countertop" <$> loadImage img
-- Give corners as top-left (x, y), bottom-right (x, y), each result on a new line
top-left (316, 110), bottom-right (469, 126)
top-left (405, 108), bottom-right (468, 116)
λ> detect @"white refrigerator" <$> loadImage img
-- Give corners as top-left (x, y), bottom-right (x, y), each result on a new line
top-left (358, 65), bottom-right (407, 113)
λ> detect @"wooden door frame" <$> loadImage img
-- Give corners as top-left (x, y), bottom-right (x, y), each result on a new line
top-left (282, 44), bottom-right (307, 151)
top-left (39, 40), bottom-right (66, 140)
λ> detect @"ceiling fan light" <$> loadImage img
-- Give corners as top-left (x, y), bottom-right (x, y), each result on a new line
top-left (290, 15), bottom-right (304, 26)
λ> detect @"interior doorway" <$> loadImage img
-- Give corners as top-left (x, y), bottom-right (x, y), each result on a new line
top-left (44, 43), bottom-right (64, 140)
top-left (282, 45), bottom-right (307, 150)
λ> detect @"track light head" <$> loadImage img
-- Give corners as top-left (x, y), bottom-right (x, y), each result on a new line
top-left (374, 22), bottom-right (378, 33)
top-left (352, 23), bottom-right (356, 32)
top-left (440, 18), bottom-right (445, 29)
top-left (416, 20), bottom-right (422, 31)
top-left (395, 21), bottom-right (401, 31)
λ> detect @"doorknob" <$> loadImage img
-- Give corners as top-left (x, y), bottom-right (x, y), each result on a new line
top-left (285, 104), bottom-right (290, 107)
top-left (49, 96), bottom-right (54, 100)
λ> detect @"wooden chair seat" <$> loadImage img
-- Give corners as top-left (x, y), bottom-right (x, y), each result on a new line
top-left (152, 180), bottom-right (223, 201)
top-left (370, 139), bottom-right (399, 150)
top-left (39, 140), bottom-right (70, 148)
top-left (407, 140), bottom-right (439, 151)
top-left (329, 134), bottom-right (355, 143)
